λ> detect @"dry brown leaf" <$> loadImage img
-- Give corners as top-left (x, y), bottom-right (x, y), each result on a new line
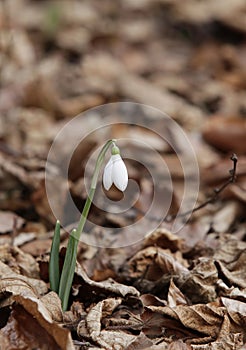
top-left (31, 178), bottom-right (66, 225)
top-left (78, 298), bottom-right (137, 349)
top-left (156, 248), bottom-right (189, 275)
top-left (214, 237), bottom-right (246, 289)
top-left (86, 298), bottom-right (122, 339)
top-left (63, 301), bottom-right (86, 327)
top-left (0, 210), bottom-right (24, 233)
top-left (213, 234), bottom-right (246, 264)
top-left (82, 53), bottom-right (204, 124)
top-left (218, 283), bottom-right (246, 302)
top-left (126, 246), bottom-right (189, 281)
top-left (144, 228), bottom-right (184, 252)
top-left (216, 260), bottom-right (246, 289)
top-left (0, 261), bottom-right (47, 302)
top-left (221, 297), bottom-right (246, 325)
top-left (141, 307), bottom-right (189, 338)
top-left (1, 294), bottom-right (74, 350)
top-left (21, 238), bottom-right (52, 257)
top-left (191, 331), bottom-right (243, 349)
top-left (10, 246), bottom-right (40, 279)
top-left (171, 0), bottom-right (246, 27)
top-left (202, 115), bottom-right (246, 154)
top-left (181, 257), bottom-right (219, 303)
top-left (167, 279), bottom-right (188, 307)
top-left (0, 330), bottom-right (12, 350)
top-left (103, 306), bottom-right (143, 332)
top-left (93, 330), bottom-right (137, 350)
top-left (177, 220), bottom-right (211, 251)
top-left (144, 301), bottom-right (227, 342)
top-left (168, 340), bottom-right (192, 350)
top-left (13, 232), bottom-right (36, 247)
top-left (202, 157), bottom-right (246, 186)
top-left (75, 263), bottom-right (140, 302)
top-left (0, 152), bottom-right (42, 189)
top-left (125, 332), bottom-right (153, 350)
top-left (40, 292), bottom-right (63, 323)
top-left (211, 201), bottom-right (242, 233)
top-left (227, 181), bottom-right (246, 203)
top-left (141, 294), bottom-right (167, 307)
top-left (0, 245), bottom-right (39, 278)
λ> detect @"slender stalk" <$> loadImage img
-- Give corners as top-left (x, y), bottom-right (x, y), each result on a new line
top-left (74, 139), bottom-right (116, 241)
top-left (58, 139), bottom-right (115, 310)
top-left (49, 220), bottom-right (60, 293)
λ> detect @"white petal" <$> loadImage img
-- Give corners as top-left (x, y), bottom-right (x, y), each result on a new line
top-left (111, 155), bottom-right (128, 192)
top-left (103, 157), bottom-right (113, 190)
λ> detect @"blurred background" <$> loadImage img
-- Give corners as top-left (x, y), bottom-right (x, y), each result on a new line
top-left (0, 0), bottom-right (246, 246)
top-left (1, 3), bottom-right (246, 347)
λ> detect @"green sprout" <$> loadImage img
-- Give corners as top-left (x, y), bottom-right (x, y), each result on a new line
top-left (49, 139), bottom-right (128, 311)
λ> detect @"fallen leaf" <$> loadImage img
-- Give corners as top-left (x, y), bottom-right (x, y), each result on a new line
top-left (126, 246), bottom-right (189, 281)
top-left (21, 238), bottom-right (52, 257)
top-left (13, 232), bottom-right (36, 247)
top-left (0, 330), bottom-right (12, 349)
top-left (0, 210), bottom-right (24, 233)
top-left (215, 259), bottom-right (246, 289)
top-left (0, 245), bottom-right (40, 279)
top-left (144, 228), bottom-right (184, 252)
top-left (168, 340), bottom-right (192, 350)
top-left (0, 261), bottom-right (48, 302)
top-left (143, 300), bottom-right (242, 343)
top-left (1, 294), bottom-right (74, 350)
top-left (202, 116), bottom-right (246, 153)
top-left (77, 298), bottom-right (136, 349)
top-left (125, 332), bottom-right (153, 350)
top-left (211, 201), bottom-right (242, 233)
top-left (221, 297), bottom-right (246, 324)
top-left (40, 292), bottom-right (63, 322)
top-left (75, 263), bottom-right (140, 304)
top-left (167, 279), bottom-right (188, 307)
top-left (140, 294), bottom-right (167, 307)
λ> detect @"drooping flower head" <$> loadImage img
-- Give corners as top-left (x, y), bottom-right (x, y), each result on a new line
top-left (103, 144), bottom-right (128, 192)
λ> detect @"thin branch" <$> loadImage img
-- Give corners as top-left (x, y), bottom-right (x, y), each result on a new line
top-left (133, 153), bottom-right (238, 223)
top-left (168, 153), bottom-right (238, 220)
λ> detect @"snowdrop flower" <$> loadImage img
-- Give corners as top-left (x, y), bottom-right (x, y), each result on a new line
top-left (103, 145), bottom-right (128, 192)
top-left (50, 139), bottom-right (128, 311)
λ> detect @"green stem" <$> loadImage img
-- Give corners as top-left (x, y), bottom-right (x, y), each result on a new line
top-left (74, 139), bottom-right (115, 241)
top-left (58, 139), bottom-right (115, 310)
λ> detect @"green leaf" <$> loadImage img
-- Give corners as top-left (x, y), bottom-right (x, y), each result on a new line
top-left (49, 220), bottom-right (61, 293)
top-left (58, 230), bottom-right (78, 311)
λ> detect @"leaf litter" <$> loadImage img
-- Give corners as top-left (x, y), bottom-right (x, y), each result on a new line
top-left (1, 0), bottom-right (246, 349)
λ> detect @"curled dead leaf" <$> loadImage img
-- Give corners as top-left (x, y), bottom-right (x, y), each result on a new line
top-left (0, 261), bottom-right (48, 303)
top-left (78, 298), bottom-right (137, 349)
top-left (167, 279), bottom-right (188, 307)
top-left (126, 246), bottom-right (189, 281)
top-left (1, 294), bottom-right (74, 350)
top-left (75, 263), bottom-right (139, 303)
top-left (144, 228), bottom-right (184, 252)
top-left (143, 301), bottom-right (225, 342)
top-left (181, 258), bottom-right (218, 303)
top-left (40, 292), bottom-right (63, 322)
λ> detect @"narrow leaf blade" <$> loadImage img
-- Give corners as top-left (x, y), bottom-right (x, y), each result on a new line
top-left (49, 220), bottom-right (61, 293)
top-left (58, 230), bottom-right (78, 311)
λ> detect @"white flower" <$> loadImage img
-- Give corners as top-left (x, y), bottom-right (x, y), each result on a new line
top-left (103, 154), bottom-right (128, 192)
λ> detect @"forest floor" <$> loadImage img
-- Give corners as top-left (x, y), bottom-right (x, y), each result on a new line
top-left (0, 1), bottom-right (246, 349)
